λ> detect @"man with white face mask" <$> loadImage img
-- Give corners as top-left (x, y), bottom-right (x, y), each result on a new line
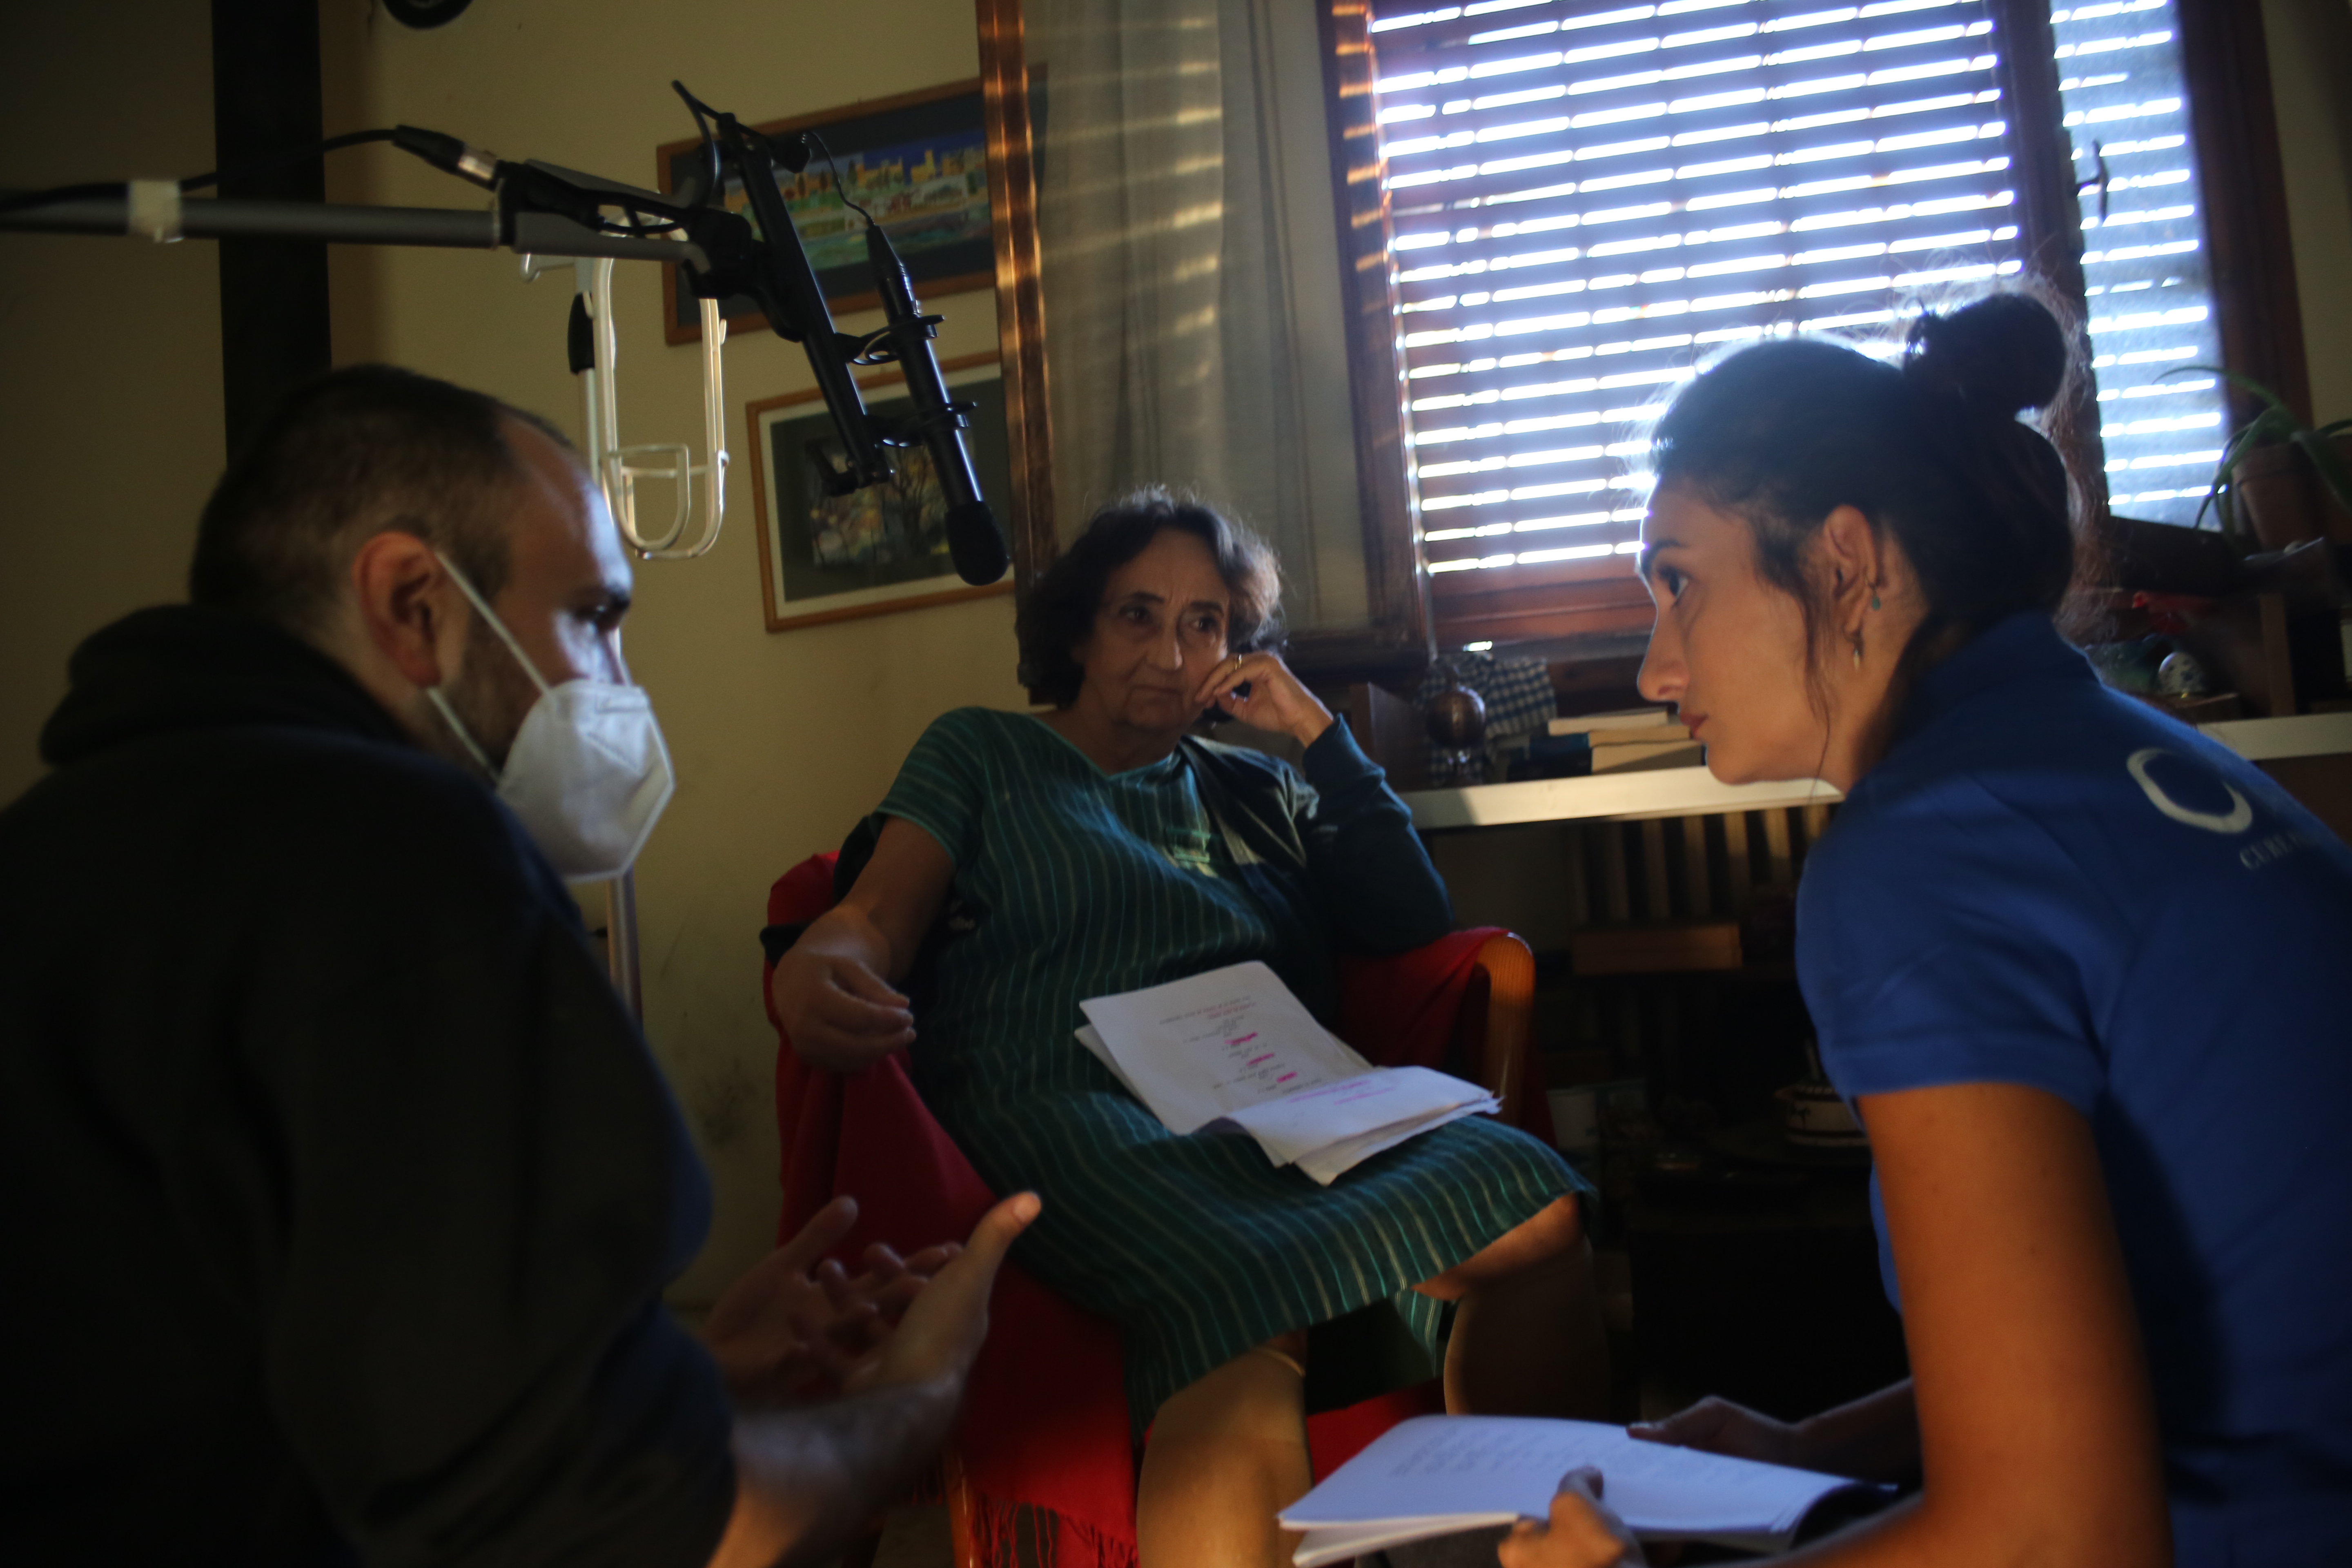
top-left (0, 365), bottom-right (1034, 1568)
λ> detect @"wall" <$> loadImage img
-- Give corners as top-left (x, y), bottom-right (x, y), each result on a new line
top-left (2263, 0), bottom-right (2352, 425)
top-left (0, 3), bottom-right (224, 802)
top-left (321, 0), bottom-right (1033, 1303)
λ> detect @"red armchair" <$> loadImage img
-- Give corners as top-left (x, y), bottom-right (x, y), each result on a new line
top-left (761, 852), bottom-right (1552, 1568)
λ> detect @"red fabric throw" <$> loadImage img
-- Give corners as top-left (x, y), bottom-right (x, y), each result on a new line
top-left (767, 854), bottom-right (1137, 1566)
top-left (1337, 930), bottom-right (1556, 1149)
top-left (765, 853), bottom-right (1547, 1564)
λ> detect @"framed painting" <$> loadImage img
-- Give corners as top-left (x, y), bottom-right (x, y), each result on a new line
top-left (747, 352), bottom-right (1016, 632)
top-left (657, 79), bottom-right (995, 345)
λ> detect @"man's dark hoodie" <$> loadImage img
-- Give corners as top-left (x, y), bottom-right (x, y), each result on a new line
top-left (0, 606), bottom-right (733, 1566)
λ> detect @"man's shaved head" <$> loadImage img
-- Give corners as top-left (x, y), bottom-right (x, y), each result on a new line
top-left (189, 365), bottom-right (576, 637)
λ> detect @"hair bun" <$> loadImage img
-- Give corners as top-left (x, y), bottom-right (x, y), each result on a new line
top-left (1904, 294), bottom-right (2069, 414)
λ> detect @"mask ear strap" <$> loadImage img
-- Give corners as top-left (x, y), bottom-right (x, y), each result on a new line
top-left (423, 686), bottom-right (498, 777)
top-left (432, 550), bottom-right (555, 697)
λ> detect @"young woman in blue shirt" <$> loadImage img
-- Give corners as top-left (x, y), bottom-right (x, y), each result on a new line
top-left (1505, 294), bottom-right (2352, 1568)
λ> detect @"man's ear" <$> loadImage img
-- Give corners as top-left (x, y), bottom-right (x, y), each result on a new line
top-left (349, 531), bottom-right (456, 690)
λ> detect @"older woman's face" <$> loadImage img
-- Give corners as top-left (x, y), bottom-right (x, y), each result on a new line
top-left (1073, 528), bottom-right (1233, 734)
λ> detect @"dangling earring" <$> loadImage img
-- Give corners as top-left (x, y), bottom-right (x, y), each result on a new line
top-left (1870, 588), bottom-right (1882, 612)
top-left (1851, 638), bottom-right (1864, 670)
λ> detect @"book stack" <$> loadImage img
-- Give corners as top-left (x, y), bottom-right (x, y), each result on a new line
top-left (1509, 708), bottom-right (1702, 781)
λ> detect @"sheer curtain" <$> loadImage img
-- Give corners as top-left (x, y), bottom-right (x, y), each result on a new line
top-left (1026, 0), bottom-right (1371, 631)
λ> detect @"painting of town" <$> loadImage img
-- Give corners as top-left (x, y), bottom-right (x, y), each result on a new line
top-left (747, 354), bottom-right (1015, 631)
top-left (659, 82), bottom-right (996, 343)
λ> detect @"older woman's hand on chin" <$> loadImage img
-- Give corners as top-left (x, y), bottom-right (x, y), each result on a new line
top-left (1498, 1470), bottom-right (1646, 1568)
top-left (1191, 648), bottom-right (1335, 749)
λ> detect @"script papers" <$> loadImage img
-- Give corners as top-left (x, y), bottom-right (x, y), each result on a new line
top-left (1075, 962), bottom-right (1496, 1184)
top-left (1279, 1416), bottom-right (1882, 1565)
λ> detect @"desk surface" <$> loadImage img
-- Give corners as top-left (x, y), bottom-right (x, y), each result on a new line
top-left (1402, 712), bottom-right (2352, 830)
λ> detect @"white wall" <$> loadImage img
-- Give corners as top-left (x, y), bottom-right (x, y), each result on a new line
top-left (0, 3), bottom-right (223, 801)
top-left (321, 0), bottom-right (1032, 1303)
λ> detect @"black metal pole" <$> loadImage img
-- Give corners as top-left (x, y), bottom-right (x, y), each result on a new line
top-left (0, 197), bottom-right (497, 247)
top-left (212, 0), bottom-right (330, 457)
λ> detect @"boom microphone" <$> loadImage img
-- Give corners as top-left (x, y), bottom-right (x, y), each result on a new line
top-left (865, 223), bottom-right (1009, 585)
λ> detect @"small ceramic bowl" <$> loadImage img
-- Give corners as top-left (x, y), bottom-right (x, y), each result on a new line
top-left (1776, 1082), bottom-right (1867, 1148)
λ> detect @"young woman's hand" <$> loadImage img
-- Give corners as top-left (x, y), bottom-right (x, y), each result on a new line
top-left (1630, 1396), bottom-right (1809, 1468)
top-left (1635, 1383), bottom-right (1921, 1485)
top-left (1192, 649), bottom-right (1334, 748)
top-left (1497, 1469), bottom-right (1646, 1568)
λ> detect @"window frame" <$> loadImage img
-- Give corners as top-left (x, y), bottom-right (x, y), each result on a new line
top-left (976, 0), bottom-right (2313, 668)
top-left (1343, 0), bottom-right (2312, 653)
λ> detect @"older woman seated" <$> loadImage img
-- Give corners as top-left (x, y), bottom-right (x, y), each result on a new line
top-left (772, 491), bottom-right (1603, 1568)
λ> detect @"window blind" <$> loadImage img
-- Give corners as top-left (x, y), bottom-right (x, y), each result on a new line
top-left (1363, 0), bottom-right (2227, 624)
top-left (2054, 0), bottom-right (2227, 525)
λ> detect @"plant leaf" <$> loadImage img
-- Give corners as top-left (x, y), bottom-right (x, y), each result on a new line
top-left (2174, 365), bottom-right (2293, 420)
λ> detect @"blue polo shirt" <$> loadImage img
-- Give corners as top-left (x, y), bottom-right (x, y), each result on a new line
top-left (1798, 612), bottom-right (2352, 1565)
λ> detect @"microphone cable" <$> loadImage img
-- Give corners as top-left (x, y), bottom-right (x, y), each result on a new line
top-left (0, 128), bottom-right (403, 217)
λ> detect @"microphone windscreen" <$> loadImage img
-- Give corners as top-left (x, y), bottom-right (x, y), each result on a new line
top-left (946, 499), bottom-right (1009, 586)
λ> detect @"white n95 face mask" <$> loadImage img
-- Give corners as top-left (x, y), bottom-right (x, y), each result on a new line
top-left (422, 552), bottom-right (676, 880)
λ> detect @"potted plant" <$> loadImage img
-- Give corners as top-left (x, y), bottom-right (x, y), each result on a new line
top-left (2178, 367), bottom-right (2352, 550)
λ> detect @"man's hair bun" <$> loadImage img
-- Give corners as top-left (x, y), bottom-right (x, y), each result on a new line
top-left (1903, 293), bottom-right (2069, 415)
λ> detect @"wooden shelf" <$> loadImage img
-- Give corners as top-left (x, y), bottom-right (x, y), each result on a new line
top-left (1405, 713), bottom-right (2352, 831)
top-left (2201, 712), bottom-right (2352, 762)
top-left (1404, 767), bottom-right (1840, 830)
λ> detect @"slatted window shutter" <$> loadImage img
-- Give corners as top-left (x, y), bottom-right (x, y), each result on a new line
top-left (2052, 2), bottom-right (2227, 523)
top-left (1364, 0), bottom-right (2228, 641)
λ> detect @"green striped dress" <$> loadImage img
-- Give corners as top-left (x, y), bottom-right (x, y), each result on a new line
top-left (869, 707), bottom-right (1585, 1429)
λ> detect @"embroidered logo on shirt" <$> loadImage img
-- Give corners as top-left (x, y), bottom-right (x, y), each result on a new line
top-left (2126, 747), bottom-right (2253, 835)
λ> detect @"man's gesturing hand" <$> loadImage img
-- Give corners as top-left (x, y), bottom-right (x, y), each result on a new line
top-left (850, 1192), bottom-right (1041, 1397)
top-left (705, 1194), bottom-right (1045, 1568)
top-left (704, 1196), bottom-right (960, 1406)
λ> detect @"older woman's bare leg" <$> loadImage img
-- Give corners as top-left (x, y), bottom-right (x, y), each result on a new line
top-left (1137, 1332), bottom-right (1312, 1568)
top-left (1417, 1196), bottom-right (1610, 1419)
top-left (1136, 1199), bottom-right (1603, 1566)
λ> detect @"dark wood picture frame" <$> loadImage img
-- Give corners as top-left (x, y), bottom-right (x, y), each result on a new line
top-left (746, 350), bottom-right (1016, 633)
top-left (657, 79), bottom-right (997, 347)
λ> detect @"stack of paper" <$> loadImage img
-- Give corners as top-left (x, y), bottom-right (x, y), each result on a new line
top-left (1076, 962), bottom-right (1497, 1184)
top-left (1279, 1416), bottom-right (1884, 1566)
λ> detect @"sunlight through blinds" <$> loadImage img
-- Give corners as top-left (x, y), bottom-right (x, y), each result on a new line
top-left (2055, 0), bottom-right (2228, 525)
top-left (1364, 0), bottom-right (2227, 593)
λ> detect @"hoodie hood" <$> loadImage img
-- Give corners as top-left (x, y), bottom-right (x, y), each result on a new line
top-left (40, 605), bottom-right (411, 768)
